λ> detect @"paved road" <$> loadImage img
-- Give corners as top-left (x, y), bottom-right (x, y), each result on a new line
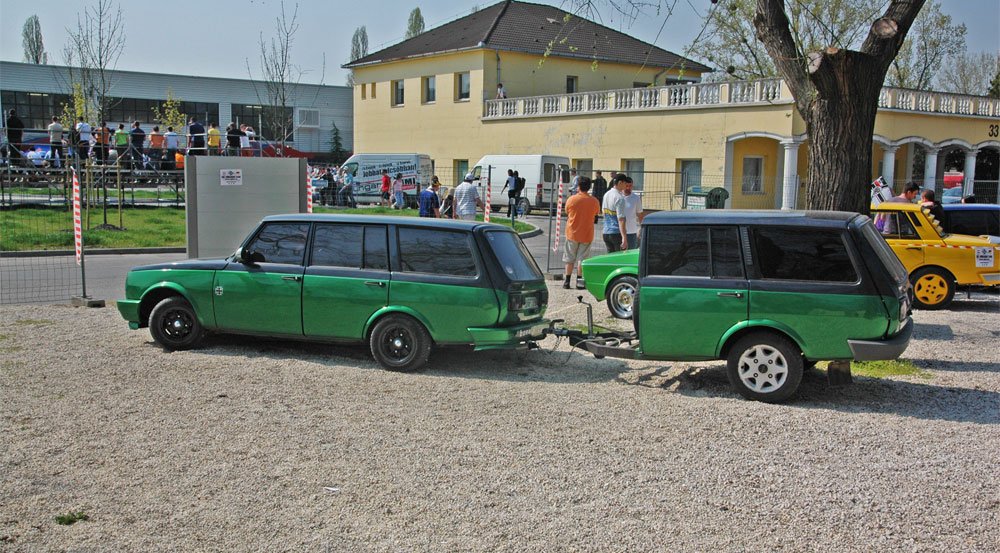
top-left (2, 214), bottom-right (608, 304)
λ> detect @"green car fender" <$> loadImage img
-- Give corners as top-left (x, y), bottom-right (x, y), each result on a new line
top-left (716, 319), bottom-right (808, 359)
top-left (363, 306), bottom-right (437, 341)
top-left (139, 281), bottom-right (217, 329)
top-left (597, 267), bottom-right (638, 300)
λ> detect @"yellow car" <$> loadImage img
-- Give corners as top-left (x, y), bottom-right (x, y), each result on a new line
top-left (871, 202), bottom-right (1000, 309)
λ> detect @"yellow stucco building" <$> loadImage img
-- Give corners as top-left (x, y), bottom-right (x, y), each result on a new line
top-left (345, 0), bottom-right (1000, 209)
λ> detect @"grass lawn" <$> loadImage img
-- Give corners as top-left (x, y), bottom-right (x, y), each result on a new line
top-left (2, 206), bottom-right (535, 251)
top-left (4, 187), bottom-right (180, 200)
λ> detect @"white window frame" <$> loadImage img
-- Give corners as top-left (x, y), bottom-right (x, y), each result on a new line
top-left (423, 76), bottom-right (436, 103)
top-left (392, 80), bottom-right (405, 106)
top-left (296, 108), bottom-right (320, 128)
top-left (455, 72), bottom-right (470, 101)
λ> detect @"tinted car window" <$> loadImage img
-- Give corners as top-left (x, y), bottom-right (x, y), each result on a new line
top-left (948, 210), bottom-right (999, 236)
top-left (247, 223), bottom-right (309, 265)
top-left (753, 228), bottom-right (857, 282)
top-left (485, 230), bottom-right (543, 281)
top-left (364, 226), bottom-right (389, 270)
top-left (646, 226), bottom-right (709, 277)
top-left (398, 228), bottom-right (477, 277)
top-left (312, 224), bottom-right (363, 268)
top-left (711, 227), bottom-right (743, 278)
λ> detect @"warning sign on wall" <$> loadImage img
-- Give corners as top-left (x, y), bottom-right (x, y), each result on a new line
top-left (220, 169), bottom-right (243, 186)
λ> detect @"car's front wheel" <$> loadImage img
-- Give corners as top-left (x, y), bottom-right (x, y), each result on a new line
top-left (606, 276), bottom-right (638, 319)
top-left (516, 197), bottom-right (531, 215)
top-left (726, 332), bottom-right (803, 403)
top-left (369, 314), bottom-right (432, 372)
top-left (149, 296), bottom-right (204, 351)
top-left (910, 267), bottom-right (955, 310)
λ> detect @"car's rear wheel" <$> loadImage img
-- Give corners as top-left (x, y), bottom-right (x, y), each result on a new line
top-left (149, 296), bottom-right (204, 351)
top-left (370, 314), bottom-right (432, 372)
top-left (910, 267), bottom-right (955, 310)
top-left (726, 332), bottom-right (803, 403)
top-left (606, 276), bottom-right (638, 319)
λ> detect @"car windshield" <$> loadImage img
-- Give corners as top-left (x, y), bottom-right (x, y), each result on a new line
top-left (485, 230), bottom-right (543, 281)
top-left (859, 217), bottom-right (909, 285)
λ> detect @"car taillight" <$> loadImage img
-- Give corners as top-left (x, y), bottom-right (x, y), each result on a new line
top-left (509, 291), bottom-right (540, 312)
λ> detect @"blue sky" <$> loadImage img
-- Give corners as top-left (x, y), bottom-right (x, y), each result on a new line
top-left (0, 0), bottom-right (997, 86)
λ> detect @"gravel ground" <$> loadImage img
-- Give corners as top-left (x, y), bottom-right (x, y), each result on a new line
top-left (1, 286), bottom-right (998, 552)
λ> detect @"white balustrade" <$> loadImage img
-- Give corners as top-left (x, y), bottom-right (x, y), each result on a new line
top-left (587, 92), bottom-right (608, 111)
top-left (567, 94), bottom-right (585, 113)
top-left (542, 96), bottom-right (560, 114)
top-left (916, 93), bottom-right (933, 111)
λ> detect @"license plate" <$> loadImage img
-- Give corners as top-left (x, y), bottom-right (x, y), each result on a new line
top-left (517, 328), bottom-right (537, 338)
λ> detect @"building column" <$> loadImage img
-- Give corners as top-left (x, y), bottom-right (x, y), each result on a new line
top-left (881, 146), bottom-right (898, 185)
top-left (923, 148), bottom-right (939, 191)
top-left (723, 140), bottom-right (735, 208)
top-left (904, 145), bottom-right (915, 182)
top-left (963, 149), bottom-right (978, 197)
top-left (779, 140), bottom-right (801, 210)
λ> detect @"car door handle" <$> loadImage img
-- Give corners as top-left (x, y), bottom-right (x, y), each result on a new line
top-left (282, 275), bottom-right (302, 282)
top-left (717, 291), bottom-right (744, 298)
top-left (364, 281), bottom-right (385, 287)
top-left (905, 247), bottom-right (921, 251)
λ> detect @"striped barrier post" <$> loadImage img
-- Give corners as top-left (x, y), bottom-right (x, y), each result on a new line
top-left (72, 168), bottom-right (83, 265)
top-left (552, 178), bottom-right (564, 252)
top-left (484, 168), bottom-right (492, 223)
top-left (306, 168), bottom-right (313, 213)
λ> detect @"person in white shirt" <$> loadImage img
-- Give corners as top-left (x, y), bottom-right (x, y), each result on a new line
top-left (26, 147), bottom-right (46, 167)
top-left (46, 116), bottom-right (64, 168)
top-left (622, 177), bottom-right (643, 249)
top-left (163, 127), bottom-right (179, 170)
top-left (453, 173), bottom-right (483, 220)
top-left (75, 117), bottom-right (92, 160)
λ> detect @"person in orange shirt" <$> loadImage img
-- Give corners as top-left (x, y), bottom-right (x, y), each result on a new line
top-left (562, 176), bottom-right (601, 289)
top-left (93, 121), bottom-right (110, 163)
top-left (148, 126), bottom-right (165, 168)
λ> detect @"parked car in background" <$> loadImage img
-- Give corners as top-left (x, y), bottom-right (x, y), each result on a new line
top-left (941, 187), bottom-right (964, 204)
top-left (939, 204), bottom-right (1000, 239)
top-left (581, 250), bottom-right (639, 319)
top-left (872, 203), bottom-right (1000, 309)
top-left (117, 215), bottom-right (549, 371)
top-left (580, 210), bottom-right (913, 403)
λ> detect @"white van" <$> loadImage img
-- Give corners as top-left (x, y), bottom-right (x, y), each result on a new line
top-left (342, 153), bottom-right (433, 206)
top-left (471, 155), bottom-right (570, 214)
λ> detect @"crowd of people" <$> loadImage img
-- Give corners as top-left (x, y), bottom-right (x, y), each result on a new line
top-left (1, 109), bottom-right (262, 170)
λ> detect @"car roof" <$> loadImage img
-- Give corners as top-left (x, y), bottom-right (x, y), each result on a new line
top-left (643, 209), bottom-right (860, 228)
top-left (941, 204), bottom-right (1000, 211)
top-left (260, 213), bottom-right (513, 232)
top-left (871, 202), bottom-right (922, 212)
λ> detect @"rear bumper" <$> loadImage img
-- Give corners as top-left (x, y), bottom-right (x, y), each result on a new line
top-left (117, 299), bottom-right (141, 327)
top-left (848, 318), bottom-right (913, 361)
top-left (468, 319), bottom-right (549, 350)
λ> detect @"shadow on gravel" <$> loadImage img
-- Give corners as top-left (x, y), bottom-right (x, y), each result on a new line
top-left (908, 358), bottom-right (1000, 374)
top-left (187, 334), bottom-right (375, 365)
top-left (912, 323), bottom-right (955, 340)
top-left (618, 364), bottom-right (1000, 424)
top-left (941, 298), bottom-right (1000, 313)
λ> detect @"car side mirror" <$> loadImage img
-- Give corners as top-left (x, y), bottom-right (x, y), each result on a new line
top-left (239, 247), bottom-right (264, 265)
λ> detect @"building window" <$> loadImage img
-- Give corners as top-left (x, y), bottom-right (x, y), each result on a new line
top-left (423, 76), bottom-right (436, 103)
top-left (680, 159), bottom-right (703, 191)
top-left (574, 159), bottom-right (593, 177)
top-left (566, 76), bottom-right (578, 94)
top-left (455, 72), bottom-right (470, 101)
top-left (1, 90), bottom-right (71, 129)
top-left (454, 159), bottom-right (469, 180)
top-left (742, 156), bottom-right (764, 194)
top-left (622, 159), bottom-right (644, 190)
top-left (370, 82), bottom-right (377, 99)
top-left (633, 82), bottom-right (651, 88)
top-left (361, 84), bottom-right (367, 100)
top-left (231, 103), bottom-right (293, 142)
top-left (392, 80), bottom-right (405, 106)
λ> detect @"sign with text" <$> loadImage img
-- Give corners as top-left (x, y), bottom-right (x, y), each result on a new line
top-left (220, 169), bottom-right (243, 186)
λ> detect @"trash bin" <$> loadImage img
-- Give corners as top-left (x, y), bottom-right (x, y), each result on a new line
top-left (706, 187), bottom-right (730, 209)
top-left (685, 188), bottom-right (708, 210)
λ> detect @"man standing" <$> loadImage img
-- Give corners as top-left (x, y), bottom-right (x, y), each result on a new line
top-left (380, 169), bottom-right (391, 207)
top-left (5, 109), bottom-right (25, 163)
top-left (569, 168), bottom-right (579, 195)
top-left (75, 117), bottom-right (92, 161)
top-left (592, 170), bottom-right (608, 205)
top-left (879, 181), bottom-right (920, 234)
top-left (206, 122), bottom-right (221, 155)
top-left (419, 180), bottom-right (441, 218)
top-left (187, 117), bottom-right (206, 156)
top-left (453, 173), bottom-right (483, 220)
top-left (163, 126), bottom-right (179, 169)
top-left (622, 177), bottom-right (643, 249)
top-left (601, 174), bottom-right (629, 252)
top-left (94, 121), bottom-right (110, 163)
top-left (47, 116), bottom-right (64, 168)
top-left (504, 169), bottom-right (517, 216)
top-left (129, 121), bottom-right (146, 169)
top-left (113, 123), bottom-right (129, 164)
top-left (563, 177), bottom-right (601, 289)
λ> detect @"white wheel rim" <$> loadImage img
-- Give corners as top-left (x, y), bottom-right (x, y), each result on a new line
top-left (737, 344), bottom-right (788, 394)
top-left (611, 282), bottom-right (635, 315)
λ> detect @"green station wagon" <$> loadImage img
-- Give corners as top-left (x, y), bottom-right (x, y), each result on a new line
top-left (117, 215), bottom-right (549, 371)
top-left (581, 210), bottom-right (914, 402)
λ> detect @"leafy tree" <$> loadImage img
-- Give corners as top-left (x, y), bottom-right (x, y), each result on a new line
top-left (330, 123), bottom-right (348, 164)
top-left (406, 7), bottom-right (426, 39)
top-left (885, 0), bottom-right (966, 89)
top-left (347, 26), bottom-right (369, 86)
top-left (151, 88), bottom-right (187, 131)
top-left (937, 51), bottom-right (1000, 96)
top-left (989, 68), bottom-right (1000, 99)
top-left (22, 15), bottom-right (47, 64)
top-left (64, 0), bottom-right (126, 123)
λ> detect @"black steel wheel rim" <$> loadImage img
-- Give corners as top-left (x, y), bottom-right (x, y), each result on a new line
top-left (381, 326), bottom-right (414, 363)
top-left (161, 308), bottom-right (194, 339)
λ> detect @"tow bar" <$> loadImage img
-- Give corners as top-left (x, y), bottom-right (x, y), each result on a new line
top-left (542, 296), bottom-right (640, 360)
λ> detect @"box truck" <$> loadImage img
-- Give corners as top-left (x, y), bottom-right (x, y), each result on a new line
top-left (342, 153), bottom-right (433, 206)
top-left (470, 155), bottom-right (570, 214)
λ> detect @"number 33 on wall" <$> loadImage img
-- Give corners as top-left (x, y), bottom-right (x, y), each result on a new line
top-left (989, 124), bottom-right (999, 138)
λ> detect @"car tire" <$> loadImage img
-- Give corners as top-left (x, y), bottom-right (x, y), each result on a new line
top-left (606, 276), bottom-right (638, 319)
top-left (910, 267), bottom-right (955, 310)
top-left (726, 332), bottom-right (803, 403)
top-left (149, 296), bottom-right (204, 351)
top-left (516, 197), bottom-right (531, 215)
top-left (369, 314), bottom-right (432, 372)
